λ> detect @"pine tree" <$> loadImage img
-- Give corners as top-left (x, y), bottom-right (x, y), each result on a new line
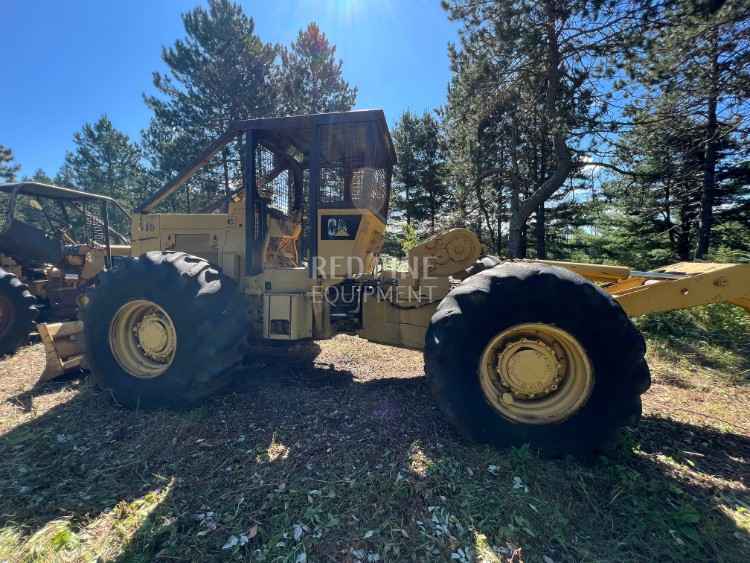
top-left (24, 169), bottom-right (53, 183)
top-left (276, 23), bottom-right (357, 115)
top-left (142, 0), bottom-right (277, 211)
top-left (629, 1), bottom-right (750, 257)
top-left (392, 111), bottom-right (449, 235)
top-left (442, 0), bottom-right (640, 257)
top-left (0, 145), bottom-right (20, 182)
top-left (59, 115), bottom-right (144, 217)
top-left (597, 89), bottom-right (750, 267)
top-left (146, 0), bottom-right (276, 132)
top-left (392, 112), bottom-right (420, 226)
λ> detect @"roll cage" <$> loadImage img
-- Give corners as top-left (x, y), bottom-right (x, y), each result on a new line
top-left (136, 109), bottom-right (397, 277)
top-left (0, 182), bottom-right (131, 268)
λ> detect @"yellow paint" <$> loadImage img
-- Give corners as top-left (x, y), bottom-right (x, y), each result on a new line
top-left (408, 228), bottom-right (482, 280)
top-left (131, 212), bottom-right (245, 278)
top-left (38, 321), bottom-right (84, 382)
top-left (108, 300), bottom-right (177, 379)
top-left (317, 208), bottom-right (385, 279)
top-left (607, 262), bottom-right (750, 316)
top-left (478, 323), bottom-right (594, 424)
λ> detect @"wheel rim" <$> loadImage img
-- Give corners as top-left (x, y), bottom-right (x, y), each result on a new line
top-left (108, 300), bottom-right (177, 379)
top-left (479, 323), bottom-right (594, 424)
top-left (0, 295), bottom-right (15, 338)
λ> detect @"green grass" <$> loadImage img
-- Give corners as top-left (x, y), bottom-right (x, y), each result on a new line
top-left (638, 304), bottom-right (750, 379)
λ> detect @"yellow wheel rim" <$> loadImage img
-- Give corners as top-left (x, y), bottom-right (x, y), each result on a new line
top-left (479, 323), bottom-right (593, 424)
top-left (108, 299), bottom-right (177, 379)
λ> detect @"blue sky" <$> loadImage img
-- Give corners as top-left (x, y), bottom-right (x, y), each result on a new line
top-left (1, 0), bottom-right (458, 177)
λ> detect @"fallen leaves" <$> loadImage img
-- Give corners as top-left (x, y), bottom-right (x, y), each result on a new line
top-left (512, 476), bottom-right (529, 493)
top-left (1, 337), bottom-right (749, 562)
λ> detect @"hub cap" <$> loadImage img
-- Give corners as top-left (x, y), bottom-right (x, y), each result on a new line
top-left (479, 323), bottom-right (593, 424)
top-left (108, 300), bottom-right (177, 378)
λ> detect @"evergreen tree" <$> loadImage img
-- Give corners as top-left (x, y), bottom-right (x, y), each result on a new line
top-left (146, 0), bottom-right (277, 132)
top-left (442, 0), bottom-right (641, 257)
top-left (392, 111), bottom-right (449, 235)
top-left (628, 0), bottom-right (750, 257)
top-left (277, 23), bottom-right (357, 115)
top-left (59, 116), bottom-right (145, 213)
top-left (24, 169), bottom-right (53, 184)
top-left (142, 0), bottom-right (277, 211)
top-left (0, 145), bottom-right (20, 182)
top-left (605, 104), bottom-right (704, 264)
top-left (596, 92), bottom-right (749, 266)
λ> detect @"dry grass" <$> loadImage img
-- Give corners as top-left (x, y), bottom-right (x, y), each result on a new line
top-left (0, 333), bottom-right (748, 562)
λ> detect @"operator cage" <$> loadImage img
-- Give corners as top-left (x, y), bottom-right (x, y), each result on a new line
top-left (137, 109), bottom-right (397, 275)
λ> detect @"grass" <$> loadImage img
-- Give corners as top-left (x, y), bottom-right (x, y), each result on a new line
top-left (0, 308), bottom-right (749, 562)
top-left (637, 303), bottom-right (750, 379)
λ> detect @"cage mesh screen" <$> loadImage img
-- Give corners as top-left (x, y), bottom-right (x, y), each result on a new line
top-left (0, 193), bottom-right (10, 232)
top-left (82, 201), bottom-right (107, 245)
top-left (299, 169), bottom-right (311, 260)
top-left (255, 145), bottom-right (291, 215)
top-left (351, 167), bottom-right (388, 217)
top-left (320, 167), bottom-right (345, 205)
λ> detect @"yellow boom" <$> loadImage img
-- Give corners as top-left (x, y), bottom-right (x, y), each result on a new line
top-left (546, 260), bottom-right (750, 316)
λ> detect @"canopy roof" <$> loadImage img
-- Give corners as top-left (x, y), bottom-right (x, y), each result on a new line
top-left (243, 109), bottom-right (396, 169)
top-left (0, 182), bottom-right (128, 212)
top-left (0, 181), bottom-right (114, 200)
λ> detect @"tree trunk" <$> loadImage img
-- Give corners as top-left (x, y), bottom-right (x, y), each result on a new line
top-left (475, 179), bottom-right (496, 249)
top-left (496, 185), bottom-right (503, 256)
top-left (405, 185), bottom-right (410, 226)
top-left (535, 203), bottom-right (546, 258)
top-left (677, 204), bottom-right (692, 261)
top-left (508, 148), bottom-right (523, 258)
top-left (535, 126), bottom-right (549, 259)
top-left (506, 1), bottom-right (572, 257)
top-left (508, 221), bottom-right (523, 257)
top-left (664, 182), bottom-right (677, 254)
top-left (430, 187), bottom-right (436, 234)
top-left (696, 34), bottom-right (719, 259)
top-left (222, 148), bottom-right (231, 211)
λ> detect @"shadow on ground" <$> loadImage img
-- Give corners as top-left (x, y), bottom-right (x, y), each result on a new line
top-left (1, 348), bottom-right (748, 562)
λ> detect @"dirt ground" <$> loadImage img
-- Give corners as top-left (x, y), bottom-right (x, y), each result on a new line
top-left (0, 336), bottom-right (748, 562)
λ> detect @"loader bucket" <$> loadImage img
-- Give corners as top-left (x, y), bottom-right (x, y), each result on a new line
top-left (37, 321), bottom-right (85, 382)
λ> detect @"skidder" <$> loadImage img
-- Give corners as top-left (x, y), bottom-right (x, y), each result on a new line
top-left (42, 110), bottom-right (748, 456)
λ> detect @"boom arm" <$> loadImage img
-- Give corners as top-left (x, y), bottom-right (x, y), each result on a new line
top-left (546, 260), bottom-right (750, 316)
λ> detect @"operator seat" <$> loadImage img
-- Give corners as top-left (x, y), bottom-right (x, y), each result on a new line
top-left (264, 207), bottom-right (302, 268)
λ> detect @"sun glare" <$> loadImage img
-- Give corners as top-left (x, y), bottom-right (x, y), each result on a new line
top-left (308, 0), bottom-right (392, 25)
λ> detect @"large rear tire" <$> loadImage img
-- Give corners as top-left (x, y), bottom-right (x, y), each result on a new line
top-left (424, 261), bottom-right (650, 457)
top-left (81, 251), bottom-right (249, 409)
top-left (0, 268), bottom-right (38, 356)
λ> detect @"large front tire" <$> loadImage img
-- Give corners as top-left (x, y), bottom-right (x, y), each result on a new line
top-left (81, 252), bottom-right (248, 409)
top-left (0, 268), bottom-right (38, 356)
top-left (424, 261), bottom-right (650, 457)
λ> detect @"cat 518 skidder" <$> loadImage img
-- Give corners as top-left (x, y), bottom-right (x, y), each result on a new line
top-left (45, 110), bottom-right (748, 456)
